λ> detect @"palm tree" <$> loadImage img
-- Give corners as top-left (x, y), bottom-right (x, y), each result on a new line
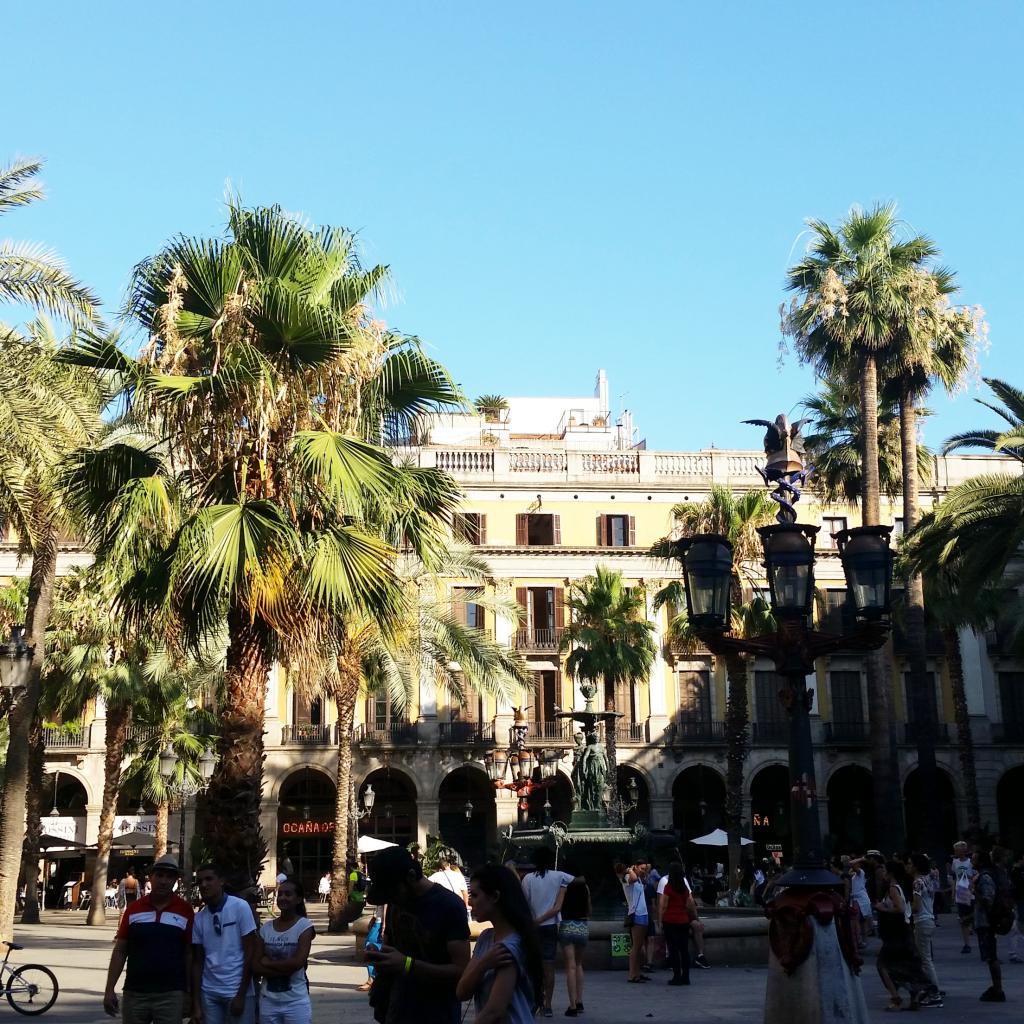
top-left (0, 320), bottom-right (104, 942)
top-left (123, 678), bottom-right (218, 862)
top-left (943, 377), bottom-right (1024, 461)
top-left (307, 546), bottom-right (528, 931)
top-left (60, 202), bottom-right (464, 889)
top-left (0, 158), bottom-right (99, 325)
top-left (652, 485), bottom-right (776, 884)
top-left (561, 566), bottom-right (656, 811)
top-left (880, 266), bottom-right (982, 857)
top-left (784, 205), bottom-right (940, 854)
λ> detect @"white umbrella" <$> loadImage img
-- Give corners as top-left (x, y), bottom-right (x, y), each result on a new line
top-left (357, 835), bottom-right (398, 854)
top-left (689, 828), bottom-right (754, 847)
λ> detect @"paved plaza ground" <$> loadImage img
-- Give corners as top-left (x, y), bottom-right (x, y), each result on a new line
top-left (7, 906), bottom-right (1023, 1023)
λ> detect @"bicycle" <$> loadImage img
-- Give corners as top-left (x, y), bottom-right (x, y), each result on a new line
top-left (0, 942), bottom-right (58, 1015)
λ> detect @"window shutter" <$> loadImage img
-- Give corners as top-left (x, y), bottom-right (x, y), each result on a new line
top-left (451, 588), bottom-right (468, 625)
top-left (554, 587), bottom-right (565, 629)
top-left (516, 587), bottom-right (528, 622)
top-left (516, 514), bottom-right (528, 546)
top-left (628, 515), bottom-right (636, 546)
top-left (596, 514), bottom-right (605, 546)
top-left (552, 514), bottom-right (562, 545)
top-left (479, 514), bottom-right (487, 545)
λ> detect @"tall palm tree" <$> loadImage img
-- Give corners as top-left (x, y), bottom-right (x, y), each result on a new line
top-left (561, 566), bottom-right (656, 812)
top-left (881, 266), bottom-right (982, 857)
top-left (652, 485), bottom-right (776, 884)
top-left (60, 202), bottom-right (463, 889)
top-left (0, 158), bottom-right (99, 325)
top-left (943, 377), bottom-right (1024, 462)
top-left (784, 205), bottom-right (939, 853)
top-left (0, 320), bottom-right (104, 942)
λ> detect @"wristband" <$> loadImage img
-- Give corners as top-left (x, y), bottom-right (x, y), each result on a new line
top-left (404, 956), bottom-right (413, 974)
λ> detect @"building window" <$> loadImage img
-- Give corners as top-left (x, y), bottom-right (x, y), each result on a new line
top-left (999, 672), bottom-right (1024, 727)
top-left (516, 513), bottom-right (561, 546)
top-left (453, 512), bottom-right (486, 545)
top-left (829, 670), bottom-right (864, 724)
top-left (367, 696), bottom-right (406, 732)
top-left (514, 587), bottom-right (564, 649)
top-left (451, 586), bottom-right (486, 632)
top-left (893, 517), bottom-right (905, 538)
top-left (596, 514), bottom-right (636, 547)
top-left (902, 672), bottom-right (938, 722)
top-left (292, 693), bottom-right (323, 726)
top-left (755, 671), bottom-right (787, 741)
top-left (822, 516), bottom-right (847, 548)
top-left (677, 670), bottom-right (712, 726)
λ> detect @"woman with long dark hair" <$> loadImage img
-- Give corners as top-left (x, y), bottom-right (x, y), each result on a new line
top-left (874, 860), bottom-right (931, 1011)
top-left (659, 861), bottom-right (697, 986)
top-left (557, 869), bottom-right (591, 1017)
top-left (457, 864), bottom-right (543, 1024)
top-left (256, 876), bottom-right (315, 1024)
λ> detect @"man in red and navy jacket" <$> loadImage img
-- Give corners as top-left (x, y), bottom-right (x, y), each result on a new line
top-left (103, 854), bottom-right (194, 1022)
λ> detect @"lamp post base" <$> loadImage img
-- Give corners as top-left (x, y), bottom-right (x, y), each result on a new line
top-left (764, 888), bottom-right (866, 1024)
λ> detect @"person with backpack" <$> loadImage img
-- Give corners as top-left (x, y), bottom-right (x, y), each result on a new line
top-left (973, 849), bottom-right (1008, 1002)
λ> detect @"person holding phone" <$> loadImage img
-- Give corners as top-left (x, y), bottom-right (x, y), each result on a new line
top-left (255, 878), bottom-right (315, 1024)
top-left (362, 846), bottom-right (470, 1024)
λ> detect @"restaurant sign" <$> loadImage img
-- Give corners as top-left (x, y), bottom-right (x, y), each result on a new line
top-left (280, 820), bottom-right (335, 836)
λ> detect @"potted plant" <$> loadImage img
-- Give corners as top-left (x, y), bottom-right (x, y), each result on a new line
top-left (475, 394), bottom-right (509, 424)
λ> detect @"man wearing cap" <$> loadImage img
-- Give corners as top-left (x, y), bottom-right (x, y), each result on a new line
top-left (191, 863), bottom-right (257, 1024)
top-left (363, 846), bottom-right (470, 1024)
top-left (103, 854), bottom-right (194, 1023)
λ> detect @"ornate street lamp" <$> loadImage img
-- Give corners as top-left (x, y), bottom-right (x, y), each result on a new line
top-left (0, 626), bottom-right (34, 692)
top-left (679, 535), bottom-right (733, 630)
top-left (463, 799), bottom-right (474, 821)
top-left (487, 715), bottom-right (559, 827)
top-left (159, 743), bottom-right (217, 870)
top-left (757, 524), bottom-right (818, 619)
top-left (671, 410), bottom-right (897, 1024)
top-left (836, 526), bottom-right (894, 622)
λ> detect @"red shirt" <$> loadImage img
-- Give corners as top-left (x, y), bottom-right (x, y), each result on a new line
top-left (661, 883), bottom-right (691, 925)
top-left (116, 893), bottom-right (194, 992)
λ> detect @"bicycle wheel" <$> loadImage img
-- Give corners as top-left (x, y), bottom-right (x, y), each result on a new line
top-left (6, 964), bottom-right (58, 1015)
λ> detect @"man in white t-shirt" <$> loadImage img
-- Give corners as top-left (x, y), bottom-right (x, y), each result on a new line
top-left (192, 863), bottom-right (258, 1024)
top-left (427, 852), bottom-right (469, 912)
top-left (656, 866), bottom-right (709, 968)
top-left (951, 841), bottom-right (977, 954)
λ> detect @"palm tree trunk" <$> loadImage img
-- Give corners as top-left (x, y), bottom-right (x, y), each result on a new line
top-left (859, 353), bottom-right (904, 850)
top-left (328, 653), bottom-right (360, 933)
top-left (724, 655), bottom-right (749, 894)
top-left (87, 705), bottom-right (130, 926)
top-left (603, 681), bottom-right (619, 818)
top-left (203, 609), bottom-right (270, 891)
top-left (18, 718), bottom-right (46, 924)
top-left (0, 518), bottom-right (57, 942)
top-left (944, 626), bottom-right (981, 834)
top-left (899, 388), bottom-right (941, 857)
top-left (154, 800), bottom-right (169, 859)
top-left (859, 352), bottom-right (881, 526)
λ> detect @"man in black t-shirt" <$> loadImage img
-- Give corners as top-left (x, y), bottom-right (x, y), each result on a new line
top-left (364, 847), bottom-right (470, 1024)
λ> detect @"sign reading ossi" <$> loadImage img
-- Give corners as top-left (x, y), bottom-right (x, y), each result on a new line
top-left (280, 820), bottom-right (335, 836)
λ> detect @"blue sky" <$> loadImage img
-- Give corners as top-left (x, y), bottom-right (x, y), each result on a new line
top-left (5, 1), bottom-right (1023, 451)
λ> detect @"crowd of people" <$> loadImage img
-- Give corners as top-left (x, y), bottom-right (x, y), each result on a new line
top-left (100, 839), bottom-right (1023, 1023)
top-left (826, 842), bottom-right (1023, 1009)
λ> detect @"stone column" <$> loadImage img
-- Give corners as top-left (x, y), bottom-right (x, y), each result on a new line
top-left (418, 798), bottom-right (439, 849)
top-left (261, 800), bottom-right (279, 883)
top-left (264, 664), bottom-right (283, 749)
top-left (643, 580), bottom-right (670, 741)
top-left (649, 797), bottom-right (674, 831)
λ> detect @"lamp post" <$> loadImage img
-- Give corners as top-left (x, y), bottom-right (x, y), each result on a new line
top-left (159, 744), bottom-right (216, 871)
top-left (677, 447), bottom-right (893, 1024)
top-left (484, 709), bottom-right (561, 828)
